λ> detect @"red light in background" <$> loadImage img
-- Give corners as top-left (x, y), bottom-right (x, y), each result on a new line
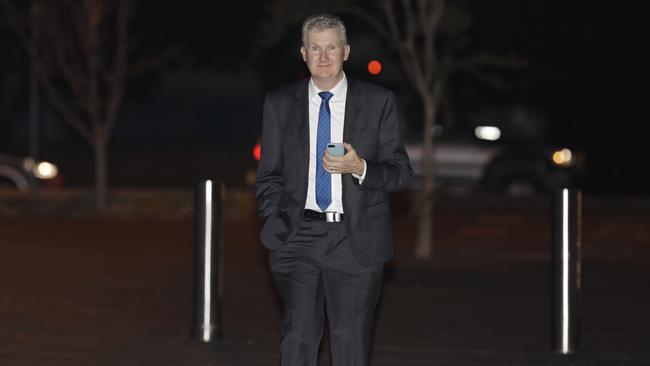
top-left (368, 60), bottom-right (382, 75)
top-left (253, 143), bottom-right (261, 161)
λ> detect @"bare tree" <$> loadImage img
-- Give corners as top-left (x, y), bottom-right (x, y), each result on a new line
top-left (1, 0), bottom-right (134, 210)
top-left (390, 0), bottom-right (442, 258)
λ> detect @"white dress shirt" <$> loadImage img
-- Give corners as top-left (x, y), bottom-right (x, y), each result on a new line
top-left (305, 75), bottom-right (366, 213)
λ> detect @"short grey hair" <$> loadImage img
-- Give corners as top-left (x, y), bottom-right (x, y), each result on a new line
top-left (301, 14), bottom-right (348, 47)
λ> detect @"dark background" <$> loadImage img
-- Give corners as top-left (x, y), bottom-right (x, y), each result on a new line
top-left (1, 4), bottom-right (649, 364)
top-left (1, 1), bottom-right (649, 194)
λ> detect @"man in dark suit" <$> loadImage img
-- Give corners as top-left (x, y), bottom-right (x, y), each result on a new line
top-left (255, 14), bottom-right (412, 366)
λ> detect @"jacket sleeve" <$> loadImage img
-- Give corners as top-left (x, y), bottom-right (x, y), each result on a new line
top-left (255, 93), bottom-right (284, 219)
top-left (358, 92), bottom-right (413, 192)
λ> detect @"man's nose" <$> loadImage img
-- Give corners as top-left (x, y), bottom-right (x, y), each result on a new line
top-left (318, 51), bottom-right (328, 61)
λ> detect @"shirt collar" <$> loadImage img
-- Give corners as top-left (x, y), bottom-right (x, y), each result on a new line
top-left (308, 73), bottom-right (348, 102)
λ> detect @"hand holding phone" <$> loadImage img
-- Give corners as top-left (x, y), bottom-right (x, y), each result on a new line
top-left (326, 143), bottom-right (345, 156)
top-left (323, 142), bottom-right (364, 176)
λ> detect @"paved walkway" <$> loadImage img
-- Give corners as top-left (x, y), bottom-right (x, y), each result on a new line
top-left (1, 193), bottom-right (649, 365)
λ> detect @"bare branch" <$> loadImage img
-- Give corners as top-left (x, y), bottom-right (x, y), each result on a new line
top-left (400, 0), bottom-right (415, 49)
top-left (419, 0), bottom-right (435, 87)
top-left (382, 0), bottom-right (427, 97)
top-left (431, 0), bottom-right (445, 37)
top-left (382, 0), bottom-right (401, 44)
top-left (50, 30), bottom-right (92, 112)
top-left (416, 0), bottom-right (429, 32)
top-left (38, 65), bottom-right (93, 144)
top-left (62, 1), bottom-right (90, 60)
top-left (103, 0), bottom-right (131, 138)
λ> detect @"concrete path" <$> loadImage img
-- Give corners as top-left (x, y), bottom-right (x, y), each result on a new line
top-left (1, 193), bottom-right (648, 365)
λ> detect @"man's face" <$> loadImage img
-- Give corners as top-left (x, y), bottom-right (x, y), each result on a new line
top-left (301, 28), bottom-right (350, 88)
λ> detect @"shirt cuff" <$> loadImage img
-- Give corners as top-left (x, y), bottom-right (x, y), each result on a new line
top-left (351, 159), bottom-right (367, 184)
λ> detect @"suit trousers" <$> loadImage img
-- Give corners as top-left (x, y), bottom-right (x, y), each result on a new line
top-left (269, 217), bottom-right (384, 366)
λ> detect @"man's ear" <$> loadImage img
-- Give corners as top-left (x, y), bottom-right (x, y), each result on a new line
top-left (343, 45), bottom-right (350, 61)
top-left (300, 46), bottom-right (307, 62)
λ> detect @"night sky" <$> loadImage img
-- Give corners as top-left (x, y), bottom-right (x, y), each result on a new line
top-left (1, 1), bottom-right (648, 194)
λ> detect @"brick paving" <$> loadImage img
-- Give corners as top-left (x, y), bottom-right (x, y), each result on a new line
top-left (1, 192), bottom-right (649, 365)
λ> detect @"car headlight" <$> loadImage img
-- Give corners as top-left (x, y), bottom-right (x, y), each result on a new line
top-left (552, 148), bottom-right (573, 166)
top-left (474, 126), bottom-right (501, 141)
top-left (33, 161), bottom-right (59, 179)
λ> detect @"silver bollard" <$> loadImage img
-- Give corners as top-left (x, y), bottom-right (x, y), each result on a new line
top-left (551, 188), bottom-right (582, 354)
top-left (192, 179), bottom-right (222, 342)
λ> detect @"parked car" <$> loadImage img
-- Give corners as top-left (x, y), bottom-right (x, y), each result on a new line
top-left (0, 154), bottom-right (61, 191)
top-left (405, 125), bottom-right (580, 196)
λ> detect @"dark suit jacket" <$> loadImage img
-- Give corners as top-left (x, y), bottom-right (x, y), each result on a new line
top-left (255, 78), bottom-right (412, 266)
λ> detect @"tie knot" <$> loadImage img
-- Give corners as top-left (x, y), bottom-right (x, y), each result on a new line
top-left (318, 91), bottom-right (333, 102)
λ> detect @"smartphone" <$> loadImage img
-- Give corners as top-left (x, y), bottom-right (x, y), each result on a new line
top-left (327, 143), bottom-right (345, 156)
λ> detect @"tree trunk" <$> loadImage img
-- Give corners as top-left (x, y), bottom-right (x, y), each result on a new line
top-left (94, 136), bottom-right (108, 211)
top-left (414, 95), bottom-right (437, 258)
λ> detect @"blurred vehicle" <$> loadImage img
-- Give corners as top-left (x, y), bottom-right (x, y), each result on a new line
top-left (250, 125), bottom-right (580, 196)
top-left (406, 125), bottom-right (580, 196)
top-left (0, 154), bottom-right (61, 191)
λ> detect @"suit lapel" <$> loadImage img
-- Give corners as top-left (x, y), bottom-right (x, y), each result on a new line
top-left (294, 80), bottom-right (310, 175)
top-left (342, 80), bottom-right (363, 212)
top-left (343, 80), bottom-right (361, 144)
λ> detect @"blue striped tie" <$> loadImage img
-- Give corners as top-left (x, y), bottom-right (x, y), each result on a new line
top-left (316, 91), bottom-right (333, 212)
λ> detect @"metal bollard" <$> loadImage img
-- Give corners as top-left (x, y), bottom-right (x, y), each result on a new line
top-left (551, 188), bottom-right (582, 354)
top-left (192, 179), bottom-right (222, 343)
